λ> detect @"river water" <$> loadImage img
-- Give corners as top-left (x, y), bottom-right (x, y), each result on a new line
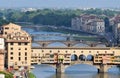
top-left (23, 28), bottom-right (120, 78)
top-left (31, 64), bottom-right (120, 78)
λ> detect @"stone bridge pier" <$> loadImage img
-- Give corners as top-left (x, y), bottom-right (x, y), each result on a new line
top-left (56, 63), bottom-right (69, 73)
top-left (55, 63), bottom-right (113, 73)
top-left (97, 64), bottom-right (112, 73)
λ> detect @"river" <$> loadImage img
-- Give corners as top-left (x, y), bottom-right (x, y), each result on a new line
top-left (23, 28), bottom-right (120, 78)
top-left (31, 64), bottom-right (120, 78)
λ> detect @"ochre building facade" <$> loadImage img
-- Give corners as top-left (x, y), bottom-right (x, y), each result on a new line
top-left (0, 23), bottom-right (31, 70)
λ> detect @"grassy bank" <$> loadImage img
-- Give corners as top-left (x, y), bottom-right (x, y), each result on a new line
top-left (0, 71), bottom-right (13, 78)
top-left (28, 72), bottom-right (36, 78)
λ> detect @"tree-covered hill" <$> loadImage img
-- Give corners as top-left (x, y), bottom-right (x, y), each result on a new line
top-left (0, 8), bottom-right (120, 26)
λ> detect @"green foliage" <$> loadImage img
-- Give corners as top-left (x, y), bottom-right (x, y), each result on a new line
top-left (0, 17), bottom-right (9, 26)
top-left (28, 72), bottom-right (36, 78)
top-left (0, 71), bottom-right (13, 78)
top-left (104, 17), bottom-right (110, 32)
top-left (0, 8), bottom-right (120, 27)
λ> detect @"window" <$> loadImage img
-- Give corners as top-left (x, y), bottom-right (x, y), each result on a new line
top-left (19, 52), bottom-right (21, 56)
top-left (66, 51), bottom-right (67, 53)
top-left (25, 57), bottom-right (27, 60)
top-left (74, 51), bottom-right (76, 53)
top-left (10, 43), bottom-right (14, 45)
top-left (5, 32), bottom-right (7, 34)
top-left (19, 57), bottom-right (21, 61)
top-left (10, 52), bottom-right (13, 55)
top-left (10, 57), bottom-right (13, 60)
top-left (5, 27), bottom-right (9, 29)
top-left (50, 50), bottom-right (52, 53)
top-left (11, 48), bottom-right (13, 50)
top-left (25, 43), bottom-right (28, 45)
top-left (25, 52), bottom-right (27, 56)
top-left (18, 48), bottom-right (21, 50)
top-left (18, 43), bottom-right (21, 45)
top-left (25, 48), bottom-right (27, 50)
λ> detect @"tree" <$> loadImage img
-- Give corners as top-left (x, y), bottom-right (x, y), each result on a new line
top-left (104, 17), bottom-right (110, 32)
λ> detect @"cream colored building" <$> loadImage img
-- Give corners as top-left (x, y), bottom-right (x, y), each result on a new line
top-left (31, 47), bottom-right (120, 65)
top-left (71, 14), bottom-right (105, 35)
top-left (0, 23), bottom-right (31, 70)
top-left (31, 48), bottom-right (71, 64)
top-left (0, 35), bottom-right (5, 70)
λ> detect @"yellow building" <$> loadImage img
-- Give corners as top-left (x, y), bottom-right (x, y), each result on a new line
top-left (0, 23), bottom-right (31, 70)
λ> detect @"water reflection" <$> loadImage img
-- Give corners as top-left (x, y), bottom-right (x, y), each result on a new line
top-left (48, 73), bottom-right (120, 78)
top-left (32, 65), bottom-right (120, 78)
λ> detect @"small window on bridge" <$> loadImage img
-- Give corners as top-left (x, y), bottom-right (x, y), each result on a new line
top-left (81, 51), bottom-right (83, 53)
top-left (73, 51), bottom-right (76, 53)
top-left (97, 51), bottom-right (99, 53)
top-left (89, 51), bottom-right (91, 53)
top-left (113, 51), bottom-right (115, 54)
top-left (42, 50), bottom-right (44, 52)
top-left (66, 51), bottom-right (68, 53)
top-left (105, 51), bottom-right (107, 53)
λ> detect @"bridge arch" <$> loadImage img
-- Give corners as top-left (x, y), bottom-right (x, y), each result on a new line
top-left (39, 64), bottom-right (57, 69)
top-left (65, 64), bottom-right (98, 72)
top-left (108, 66), bottom-right (120, 72)
top-left (71, 54), bottom-right (78, 61)
top-left (86, 54), bottom-right (94, 61)
top-left (95, 44), bottom-right (106, 47)
top-left (73, 43), bottom-right (90, 47)
top-left (47, 42), bottom-right (67, 47)
top-left (32, 43), bottom-right (42, 47)
top-left (79, 54), bottom-right (86, 61)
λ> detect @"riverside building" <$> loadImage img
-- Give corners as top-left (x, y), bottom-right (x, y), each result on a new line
top-left (71, 14), bottom-right (105, 35)
top-left (0, 23), bottom-right (32, 70)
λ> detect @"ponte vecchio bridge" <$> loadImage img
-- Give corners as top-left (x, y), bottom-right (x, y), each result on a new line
top-left (32, 40), bottom-right (120, 73)
top-left (33, 40), bottom-right (108, 48)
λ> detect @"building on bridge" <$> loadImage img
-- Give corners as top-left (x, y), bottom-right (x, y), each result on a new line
top-left (0, 23), bottom-right (32, 70)
top-left (31, 47), bottom-right (120, 73)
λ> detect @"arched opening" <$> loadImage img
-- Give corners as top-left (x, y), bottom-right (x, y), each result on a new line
top-left (87, 55), bottom-right (94, 61)
top-left (32, 43), bottom-right (41, 47)
top-left (47, 42), bottom-right (67, 47)
top-left (32, 64), bottom-right (55, 78)
top-left (65, 64), bottom-right (98, 73)
top-left (108, 66), bottom-right (120, 73)
top-left (96, 44), bottom-right (106, 47)
top-left (71, 54), bottom-right (78, 61)
top-left (79, 54), bottom-right (86, 61)
top-left (73, 43), bottom-right (90, 47)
